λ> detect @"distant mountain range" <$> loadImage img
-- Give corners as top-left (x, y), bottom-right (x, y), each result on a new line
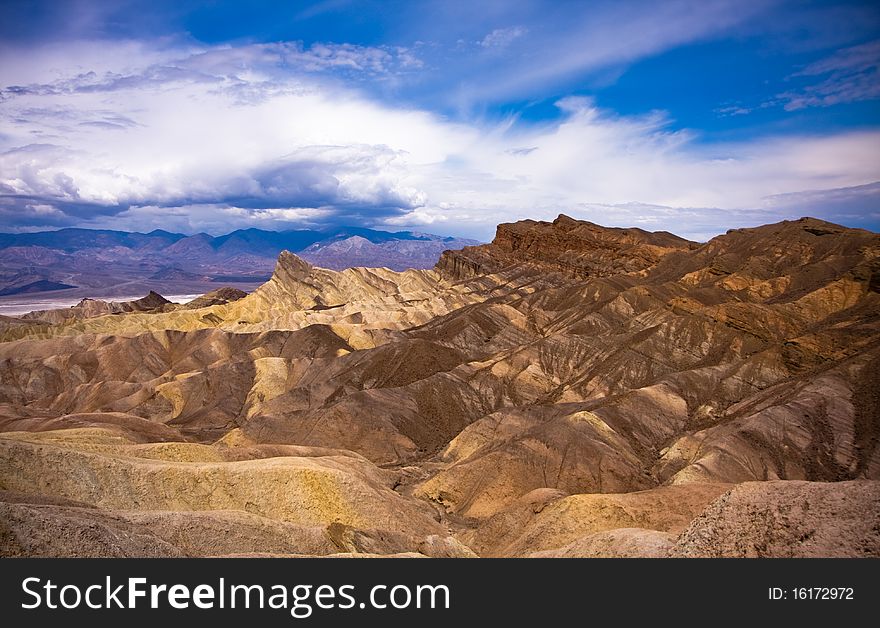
top-left (0, 226), bottom-right (479, 298)
top-left (3, 215), bottom-right (878, 558)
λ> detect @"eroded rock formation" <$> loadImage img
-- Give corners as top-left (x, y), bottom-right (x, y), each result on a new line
top-left (1, 214), bottom-right (878, 557)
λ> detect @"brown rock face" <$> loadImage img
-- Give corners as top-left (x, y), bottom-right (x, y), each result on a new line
top-left (19, 291), bottom-right (172, 325)
top-left (177, 287), bottom-right (247, 309)
top-left (437, 214), bottom-right (696, 280)
top-left (1, 215), bottom-right (878, 557)
top-left (0, 501), bottom-right (186, 558)
top-left (671, 481), bottom-right (880, 557)
top-left (527, 529), bottom-right (676, 558)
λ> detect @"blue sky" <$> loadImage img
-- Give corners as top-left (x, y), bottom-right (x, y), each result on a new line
top-left (0, 0), bottom-right (878, 240)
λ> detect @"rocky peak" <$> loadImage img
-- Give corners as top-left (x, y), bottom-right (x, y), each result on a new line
top-left (437, 214), bottom-right (695, 280)
top-left (180, 287), bottom-right (248, 310)
top-left (134, 291), bottom-right (171, 308)
top-left (649, 217), bottom-right (880, 297)
top-left (552, 213), bottom-right (581, 228)
top-left (2, 214), bottom-right (879, 559)
top-left (272, 250), bottom-right (314, 284)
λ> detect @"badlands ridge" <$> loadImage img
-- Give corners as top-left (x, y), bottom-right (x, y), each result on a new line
top-left (1, 215), bottom-right (878, 557)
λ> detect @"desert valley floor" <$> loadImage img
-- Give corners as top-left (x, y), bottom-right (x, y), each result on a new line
top-left (1, 215), bottom-right (878, 557)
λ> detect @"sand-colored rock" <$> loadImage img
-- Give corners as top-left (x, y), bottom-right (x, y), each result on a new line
top-left (0, 501), bottom-right (185, 557)
top-left (460, 484), bottom-right (731, 557)
top-left (118, 510), bottom-right (338, 556)
top-left (20, 291), bottom-right (172, 325)
top-left (1, 215), bottom-right (878, 557)
top-left (527, 528), bottom-right (675, 558)
top-left (4, 252), bottom-right (486, 345)
top-left (0, 436), bottom-right (442, 537)
top-left (671, 480), bottom-right (880, 557)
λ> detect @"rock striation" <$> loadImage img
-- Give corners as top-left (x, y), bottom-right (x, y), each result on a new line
top-left (1, 214), bottom-right (878, 557)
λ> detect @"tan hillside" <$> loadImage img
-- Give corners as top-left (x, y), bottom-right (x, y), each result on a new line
top-left (1, 215), bottom-right (878, 557)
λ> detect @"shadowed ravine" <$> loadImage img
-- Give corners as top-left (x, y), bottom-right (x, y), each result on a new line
top-left (1, 215), bottom-right (878, 557)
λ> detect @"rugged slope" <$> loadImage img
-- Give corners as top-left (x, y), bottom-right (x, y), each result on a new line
top-left (0, 226), bottom-right (479, 300)
top-left (1, 214), bottom-right (878, 557)
top-left (670, 480), bottom-right (880, 558)
top-left (418, 216), bottom-right (880, 518)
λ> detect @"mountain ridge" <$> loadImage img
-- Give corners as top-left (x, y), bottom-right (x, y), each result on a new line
top-left (1, 214), bottom-right (878, 558)
top-left (0, 225), bottom-right (480, 300)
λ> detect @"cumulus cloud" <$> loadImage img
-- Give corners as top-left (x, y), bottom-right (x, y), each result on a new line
top-left (0, 38), bottom-right (879, 239)
top-left (393, 98), bottom-right (880, 239)
top-left (0, 39), bottom-right (464, 230)
top-left (0, 40), bottom-right (420, 102)
top-left (81, 203), bottom-right (335, 235)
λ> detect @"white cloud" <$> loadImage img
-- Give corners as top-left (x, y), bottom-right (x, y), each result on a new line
top-left (449, 0), bottom-right (776, 108)
top-left (81, 203), bottom-right (336, 234)
top-left (0, 38), bottom-right (878, 240)
top-left (778, 39), bottom-right (880, 110)
top-left (479, 27), bottom-right (527, 49)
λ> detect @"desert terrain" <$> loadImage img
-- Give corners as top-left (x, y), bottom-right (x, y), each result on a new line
top-left (1, 215), bottom-right (878, 557)
top-left (0, 226), bottom-right (478, 311)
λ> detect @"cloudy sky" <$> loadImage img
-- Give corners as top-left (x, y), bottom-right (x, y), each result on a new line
top-left (0, 0), bottom-right (878, 241)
